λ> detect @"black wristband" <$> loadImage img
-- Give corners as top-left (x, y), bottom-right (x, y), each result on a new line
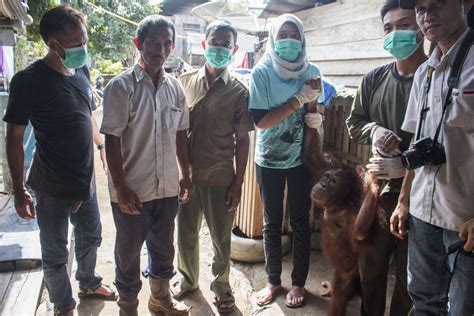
top-left (97, 144), bottom-right (105, 150)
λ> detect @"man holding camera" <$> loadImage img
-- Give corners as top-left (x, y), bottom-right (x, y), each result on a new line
top-left (390, 0), bottom-right (474, 314)
top-left (346, 1), bottom-right (426, 314)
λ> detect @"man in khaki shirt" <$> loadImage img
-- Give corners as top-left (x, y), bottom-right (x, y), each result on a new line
top-left (172, 21), bottom-right (254, 313)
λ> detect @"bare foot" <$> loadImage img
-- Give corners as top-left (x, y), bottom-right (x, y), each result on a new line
top-left (170, 282), bottom-right (198, 299)
top-left (285, 286), bottom-right (305, 308)
top-left (320, 280), bottom-right (333, 297)
top-left (256, 283), bottom-right (282, 306)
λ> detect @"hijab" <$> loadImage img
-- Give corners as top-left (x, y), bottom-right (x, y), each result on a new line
top-left (264, 13), bottom-right (310, 80)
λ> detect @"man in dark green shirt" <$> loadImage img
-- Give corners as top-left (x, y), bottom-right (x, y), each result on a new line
top-left (346, 1), bottom-right (427, 315)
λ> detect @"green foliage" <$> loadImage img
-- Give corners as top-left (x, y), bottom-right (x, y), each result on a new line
top-left (15, 36), bottom-right (48, 71)
top-left (64, 0), bottom-right (162, 65)
top-left (95, 58), bottom-right (123, 74)
top-left (27, 0), bottom-right (58, 41)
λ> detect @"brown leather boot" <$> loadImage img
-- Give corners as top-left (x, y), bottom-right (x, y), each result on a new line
top-left (148, 278), bottom-right (190, 315)
top-left (117, 298), bottom-right (139, 316)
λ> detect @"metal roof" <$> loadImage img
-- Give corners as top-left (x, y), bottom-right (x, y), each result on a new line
top-left (161, 0), bottom-right (209, 16)
top-left (258, 0), bottom-right (336, 18)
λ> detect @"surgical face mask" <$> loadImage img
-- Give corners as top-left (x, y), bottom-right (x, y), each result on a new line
top-left (275, 38), bottom-right (302, 62)
top-left (204, 45), bottom-right (233, 69)
top-left (55, 41), bottom-right (88, 69)
top-left (383, 30), bottom-right (420, 61)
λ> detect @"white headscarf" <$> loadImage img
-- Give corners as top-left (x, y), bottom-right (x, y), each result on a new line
top-left (264, 14), bottom-right (309, 80)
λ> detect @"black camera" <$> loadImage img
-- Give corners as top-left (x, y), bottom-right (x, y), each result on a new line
top-left (401, 137), bottom-right (446, 169)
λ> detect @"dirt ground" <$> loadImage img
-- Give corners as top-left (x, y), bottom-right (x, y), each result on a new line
top-left (35, 110), bottom-right (398, 316)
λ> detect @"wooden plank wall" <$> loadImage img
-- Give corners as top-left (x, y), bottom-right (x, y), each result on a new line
top-left (297, 0), bottom-right (394, 88)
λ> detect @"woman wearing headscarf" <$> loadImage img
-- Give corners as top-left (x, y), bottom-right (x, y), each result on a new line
top-left (249, 14), bottom-right (324, 308)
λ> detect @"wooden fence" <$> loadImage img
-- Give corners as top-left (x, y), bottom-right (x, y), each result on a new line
top-left (235, 88), bottom-right (371, 238)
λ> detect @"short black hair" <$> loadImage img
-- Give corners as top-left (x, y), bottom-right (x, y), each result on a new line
top-left (381, 0), bottom-right (402, 20)
top-left (39, 5), bottom-right (87, 43)
top-left (136, 15), bottom-right (176, 44)
top-left (205, 21), bottom-right (238, 44)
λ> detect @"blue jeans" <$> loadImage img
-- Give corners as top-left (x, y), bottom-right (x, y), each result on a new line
top-left (408, 215), bottom-right (474, 316)
top-left (36, 191), bottom-right (103, 312)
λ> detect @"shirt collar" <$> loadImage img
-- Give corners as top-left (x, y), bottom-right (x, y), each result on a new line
top-left (198, 65), bottom-right (230, 85)
top-left (427, 28), bottom-right (470, 68)
top-left (133, 63), bottom-right (166, 85)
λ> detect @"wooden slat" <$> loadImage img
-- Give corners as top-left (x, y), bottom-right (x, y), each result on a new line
top-left (314, 58), bottom-right (393, 76)
top-left (297, 1), bottom-right (384, 31)
top-left (0, 267), bottom-right (43, 315)
top-left (305, 16), bottom-right (385, 46)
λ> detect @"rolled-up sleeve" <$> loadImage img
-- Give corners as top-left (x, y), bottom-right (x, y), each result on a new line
top-left (100, 77), bottom-right (130, 137)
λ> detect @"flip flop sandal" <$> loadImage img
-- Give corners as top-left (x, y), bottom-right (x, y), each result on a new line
top-left (256, 286), bottom-right (282, 307)
top-left (170, 281), bottom-right (199, 299)
top-left (78, 284), bottom-right (118, 301)
top-left (214, 292), bottom-right (236, 314)
top-left (285, 290), bottom-right (305, 308)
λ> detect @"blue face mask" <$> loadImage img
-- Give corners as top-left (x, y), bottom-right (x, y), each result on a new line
top-left (383, 30), bottom-right (420, 60)
top-left (55, 41), bottom-right (88, 69)
top-left (275, 38), bottom-right (302, 62)
top-left (204, 45), bottom-right (233, 69)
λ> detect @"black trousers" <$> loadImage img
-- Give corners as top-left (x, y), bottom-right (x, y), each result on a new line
top-left (256, 164), bottom-right (312, 287)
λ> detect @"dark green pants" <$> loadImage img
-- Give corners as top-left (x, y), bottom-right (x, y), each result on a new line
top-left (176, 186), bottom-right (235, 296)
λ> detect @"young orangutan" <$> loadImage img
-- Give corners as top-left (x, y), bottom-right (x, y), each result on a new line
top-left (302, 93), bottom-right (386, 315)
top-left (311, 166), bottom-right (365, 316)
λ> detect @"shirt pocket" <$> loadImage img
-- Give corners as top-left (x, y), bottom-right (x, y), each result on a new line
top-left (445, 88), bottom-right (474, 129)
top-left (167, 104), bottom-right (183, 133)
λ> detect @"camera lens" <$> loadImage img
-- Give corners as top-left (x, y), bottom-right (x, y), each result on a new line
top-left (401, 148), bottom-right (424, 169)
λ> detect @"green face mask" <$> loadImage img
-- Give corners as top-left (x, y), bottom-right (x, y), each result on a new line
top-left (56, 42), bottom-right (88, 69)
top-left (204, 45), bottom-right (233, 69)
top-left (275, 38), bottom-right (302, 62)
top-left (383, 30), bottom-right (420, 61)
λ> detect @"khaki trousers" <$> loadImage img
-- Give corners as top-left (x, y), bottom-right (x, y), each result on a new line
top-left (176, 186), bottom-right (235, 296)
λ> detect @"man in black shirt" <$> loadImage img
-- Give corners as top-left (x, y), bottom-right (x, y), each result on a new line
top-left (3, 6), bottom-right (115, 316)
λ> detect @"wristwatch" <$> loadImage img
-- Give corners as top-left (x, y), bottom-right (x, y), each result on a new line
top-left (97, 144), bottom-right (105, 150)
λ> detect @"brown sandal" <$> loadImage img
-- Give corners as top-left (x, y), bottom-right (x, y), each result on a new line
top-left (256, 285), bottom-right (282, 306)
top-left (78, 284), bottom-right (117, 301)
top-left (214, 292), bottom-right (236, 314)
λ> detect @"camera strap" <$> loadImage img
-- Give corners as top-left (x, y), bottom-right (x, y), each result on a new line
top-left (433, 29), bottom-right (474, 143)
top-left (416, 29), bottom-right (474, 142)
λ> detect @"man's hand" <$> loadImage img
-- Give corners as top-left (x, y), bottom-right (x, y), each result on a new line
top-left (13, 189), bottom-right (35, 220)
top-left (99, 148), bottom-right (107, 171)
top-left (226, 181), bottom-right (242, 212)
top-left (115, 184), bottom-right (141, 215)
top-left (371, 125), bottom-right (402, 156)
top-left (460, 218), bottom-right (474, 252)
top-left (366, 156), bottom-right (405, 180)
top-left (179, 177), bottom-right (192, 204)
top-left (390, 201), bottom-right (409, 239)
top-left (304, 112), bottom-right (323, 129)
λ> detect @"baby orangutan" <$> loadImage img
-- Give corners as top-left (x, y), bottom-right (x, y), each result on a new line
top-left (311, 166), bottom-right (365, 316)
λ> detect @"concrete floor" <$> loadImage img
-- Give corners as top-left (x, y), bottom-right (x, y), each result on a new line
top-left (35, 112), bottom-right (398, 316)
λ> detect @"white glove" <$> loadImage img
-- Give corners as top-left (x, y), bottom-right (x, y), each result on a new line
top-left (371, 125), bottom-right (402, 157)
top-left (366, 157), bottom-right (405, 180)
top-left (304, 112), bottom-right (323, 129)
top-left (295, 83), bottom-right (322, 107)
